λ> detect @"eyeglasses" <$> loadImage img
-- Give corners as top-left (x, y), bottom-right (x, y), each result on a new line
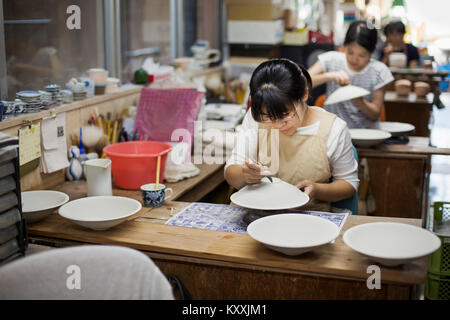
top-left (259, 109), bottom-right (298, 124)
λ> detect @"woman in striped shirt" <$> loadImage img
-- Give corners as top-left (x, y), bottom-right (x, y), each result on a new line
top-left (308, 20), bottom-right (394, 129)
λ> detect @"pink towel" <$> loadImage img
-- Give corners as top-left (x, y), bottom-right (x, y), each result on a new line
top-left (134, 88), bottom-right (204, 158)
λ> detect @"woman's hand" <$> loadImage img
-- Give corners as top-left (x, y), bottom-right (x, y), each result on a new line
top-left (384, 43), bottom-right (393, 56)
top-left (327, 71), bottom-right (350, 85)
top-left (296, 180), bottom-right (317, 198)
top-left (242, 160), bottom-right (268, 185)
top-left (352, 97), bottom-right (366, 108)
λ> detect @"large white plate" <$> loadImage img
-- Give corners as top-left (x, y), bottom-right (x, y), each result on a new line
top-left (58, 196), bottom-right (142, 230)
top-left (377, 121), bottom-right (415, 136)
top-left (349, 129), bottom-right (391, 148)
top-left (231, 177), bottom-right (309, 210)
top-left (22, 190), bottom-right (70, 223)
top-left (324, 85), bottom-right (370, 105)
top-left (343, 222), bottom-right (441, 266)
top-left (247, 214), bottom-right (340, 255)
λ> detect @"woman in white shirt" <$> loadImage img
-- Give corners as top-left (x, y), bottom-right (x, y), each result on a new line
top-left (225, 59), bottom-right (359, 212)
top-left (308, 20), bottom-right (394, 129)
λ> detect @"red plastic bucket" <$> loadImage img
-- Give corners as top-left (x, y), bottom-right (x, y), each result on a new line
top-left (103, 141), bottom-right (172, 190)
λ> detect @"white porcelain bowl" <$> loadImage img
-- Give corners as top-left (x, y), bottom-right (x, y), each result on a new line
top-left (389, 53), bottom-right (407, 68)
top-left (21, 190), bottom-right (70, 223)
top-left (324, 85), bottom-right (370, 105)
top-left (247, 214), bottom-right (340, 256)
top-left (58, 196), bottom-right (142, 230)
top-left (377, 122), bottom-right (415, 136)
top-left (349, 129), bottom-right (392, 148)
top-left (231, 177), bottom-right (309, 210)
top-left (343, 222), bottom-right (441, 266)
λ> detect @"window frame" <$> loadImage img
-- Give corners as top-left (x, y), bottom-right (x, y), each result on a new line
top-left (0, 0), bottom-right (192, 98)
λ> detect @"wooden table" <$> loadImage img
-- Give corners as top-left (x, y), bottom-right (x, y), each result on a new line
top-left (384, 91), bottom-right (434, 137)
top-left (357, 137), bottom-right (450, 223)
top-left (44, 162), bottom-right (225, 203)
top-left (27, 190), bottom-right (428, 300)
top-left (389, 67), bottom-right (448, 109)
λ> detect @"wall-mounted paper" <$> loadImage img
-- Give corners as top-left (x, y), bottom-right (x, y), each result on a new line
top-left (19, 123), bottom-right (41, 166)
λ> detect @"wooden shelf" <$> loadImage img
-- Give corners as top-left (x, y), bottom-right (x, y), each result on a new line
top-left (0, 84), bottom-right (142, 131)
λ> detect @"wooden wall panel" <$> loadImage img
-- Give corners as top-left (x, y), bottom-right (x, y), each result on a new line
top-left (362, 157), bottom-right (427, 220)
top-left (153, 258), bottom-right (412, 300)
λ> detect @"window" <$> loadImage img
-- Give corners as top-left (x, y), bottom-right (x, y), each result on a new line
top-left (120, 0), bottom-right (171, 82)
top-left (0, 0), bottom-right (223, 99)
top-left (3, 0), bottom-right (104, 100)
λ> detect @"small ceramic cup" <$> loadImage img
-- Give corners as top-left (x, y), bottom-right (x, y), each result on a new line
top-left (140, 183), bottom-right (173, 207)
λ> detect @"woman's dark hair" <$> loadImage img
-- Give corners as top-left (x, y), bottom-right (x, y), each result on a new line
top-left (344, 20), bottom-right (378, 53)
top-left (383, 20), bottom-right (406, 36)
top-left (249, 58), bottom-right (312, 122)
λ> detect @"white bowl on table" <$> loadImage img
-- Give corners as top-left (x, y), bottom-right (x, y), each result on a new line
top-left (58, 196), bottom-right (142, 231)
top-left (377, 122), bottom-right (415, 137)
top-left (230, 177), bottom-right (309, 210)
top-left (349, 129), bottom-right (392, 148)
top-left (343, 222), bottom-right (441, 267)
top-left (247, 213), bottom-right (340, 256)
top-left (21, 190), bottom-right (70, 224)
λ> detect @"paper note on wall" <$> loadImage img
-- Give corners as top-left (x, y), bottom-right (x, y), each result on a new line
top-left (19, 123), bottom-right (41, 166)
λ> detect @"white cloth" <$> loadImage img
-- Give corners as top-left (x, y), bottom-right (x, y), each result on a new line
top-left (165, 162), bottom-right (200, 183)
top-left (318, 51), bottom-right (394, 129)
top-left (164, 142), bottom-right (200, 182)
top-left (225, 107), bottom-right (360, 191)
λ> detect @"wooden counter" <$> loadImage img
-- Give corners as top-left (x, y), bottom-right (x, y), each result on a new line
top-left (356, 137), bottom-right (450, 222)
top-left (384, 91), bottom-right (434, 137)
top-left (26, 189), bottom-right (428, 300)
top-left (43, 162), bottom-right (225, 203)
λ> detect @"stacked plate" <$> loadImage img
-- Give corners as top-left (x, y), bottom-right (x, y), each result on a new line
top-left (72, 90), bottom-right (87, 101)
top-left (16, 91), bottom-right (43, 112)
top-left (45, 84), bottom-right (63, 105)
top-left (66, 79), bottom-right (87, 101)
top-left (39, 90), bottom-right (55, 107)
top-left (60, 90), bottom-right (74, 103)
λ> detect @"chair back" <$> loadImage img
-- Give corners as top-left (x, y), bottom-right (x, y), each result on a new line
top-left (0, 245), bottom-right (175, 300)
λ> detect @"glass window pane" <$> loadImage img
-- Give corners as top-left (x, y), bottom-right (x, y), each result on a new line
top-left (120, 0), bottom-right (171, 82)
top-left (3, 0), bottom-right (104, 100)
top-left (195, 0), bottom-right (221, 54)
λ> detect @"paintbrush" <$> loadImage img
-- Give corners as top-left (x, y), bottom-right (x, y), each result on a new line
top-left (106, 112), bottom-right (111, 140)
top-left (111, 120), bottom-right (118, 144)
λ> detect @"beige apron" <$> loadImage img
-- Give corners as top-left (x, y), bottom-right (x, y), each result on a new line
top-left (257, 107), bottom-right (336, 212)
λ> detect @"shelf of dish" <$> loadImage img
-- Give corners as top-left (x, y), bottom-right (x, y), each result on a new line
top-left (0, 84), bottom-right (142, 131)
